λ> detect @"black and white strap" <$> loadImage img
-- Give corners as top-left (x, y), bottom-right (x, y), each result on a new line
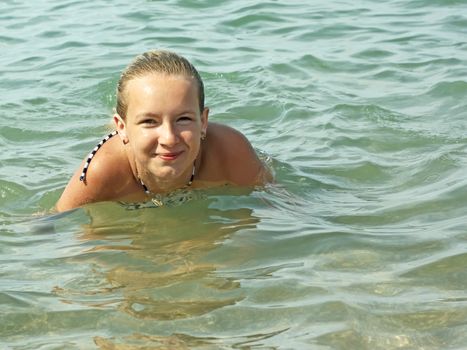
top-left (139, 164), bottom-right (195, 195)
top-left (79, 131), bottom-right (118, 182)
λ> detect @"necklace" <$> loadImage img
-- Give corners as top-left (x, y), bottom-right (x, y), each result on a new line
top-left (138, 164), bottom-right (196, 206)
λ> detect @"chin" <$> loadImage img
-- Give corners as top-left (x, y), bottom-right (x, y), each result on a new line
top-left (148, 154), bottom-right (194, 178)
top-left (153, 164), bottom-right (185, 180)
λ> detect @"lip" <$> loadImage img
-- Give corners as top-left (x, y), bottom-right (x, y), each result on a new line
top-left (157, 151), bottom-right (183, 161)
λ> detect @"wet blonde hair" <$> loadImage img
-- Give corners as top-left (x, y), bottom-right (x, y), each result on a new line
top-left (116, 50), bottom-right (205, 118)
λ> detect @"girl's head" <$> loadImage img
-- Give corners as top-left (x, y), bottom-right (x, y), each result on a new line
top-left (116, 50), bottom-right (205, 119)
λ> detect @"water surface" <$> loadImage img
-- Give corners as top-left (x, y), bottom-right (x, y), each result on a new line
top-left (1, 0), bottom-right (467, 349)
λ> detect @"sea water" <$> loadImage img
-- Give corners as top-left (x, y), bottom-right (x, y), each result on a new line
top-left (1, 0), bottom-right (467, 348)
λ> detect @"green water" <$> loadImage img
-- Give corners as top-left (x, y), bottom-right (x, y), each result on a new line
top-left (1, 0), bottom-right (467, 349)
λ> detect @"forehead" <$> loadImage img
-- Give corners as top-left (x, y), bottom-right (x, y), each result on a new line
top-left (124, 73), bottom-right (199, 113)
top-left (127, 73), bottom-right (196, 92)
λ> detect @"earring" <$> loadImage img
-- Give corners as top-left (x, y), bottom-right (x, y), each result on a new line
top-left (201, 131), bottom-right (206, 141)
top-left (123, 138), bottom-right (129, 145)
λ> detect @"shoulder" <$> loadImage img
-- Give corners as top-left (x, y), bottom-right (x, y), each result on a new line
top-left (56, 135), bottom-right (136, 211)
top-left (81, 136), bottom-right (129, 189)
top-left (207, 123), bottom-right (252, 151)
top-left (202, 123), bottom-right (271, 186)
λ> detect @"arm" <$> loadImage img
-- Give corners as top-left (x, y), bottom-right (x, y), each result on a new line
top-left (55, 137), bottom-right (131, 212)
top-left (55, 158), bottom-right (116, 212)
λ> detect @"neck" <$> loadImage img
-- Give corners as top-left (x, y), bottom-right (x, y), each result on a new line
top-left (138, 163), bottom-right (195, 196)
top-left (125, 142), bottom-right (203, 197)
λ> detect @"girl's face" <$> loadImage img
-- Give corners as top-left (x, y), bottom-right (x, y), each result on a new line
top-left (115, 73), bottom-right (208, 188)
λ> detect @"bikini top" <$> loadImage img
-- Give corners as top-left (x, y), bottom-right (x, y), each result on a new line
top-left (79, 131), bottom-right (195, 196)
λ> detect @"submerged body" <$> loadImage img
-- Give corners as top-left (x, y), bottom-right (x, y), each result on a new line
top-left (56, 52), bottom-right (270, 212)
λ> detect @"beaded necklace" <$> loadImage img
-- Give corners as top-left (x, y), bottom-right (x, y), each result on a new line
top-left (138, 164), bottom-right (195, 206)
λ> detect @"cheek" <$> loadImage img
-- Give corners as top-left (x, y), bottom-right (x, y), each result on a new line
top-left (180, 129), bottom-right (199, 147)
top-left (130, 129), bottom-right (157, 152)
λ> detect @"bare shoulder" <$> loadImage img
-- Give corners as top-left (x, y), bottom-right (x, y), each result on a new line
top-left (203, 123), bottom-right (271, 186)
top-left (56, 136), bottom-right (135, 211)
top-left (207, 123), bottom-right (252, 148)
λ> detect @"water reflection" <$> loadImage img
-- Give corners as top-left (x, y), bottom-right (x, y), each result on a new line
top-left (53, 195), bottom-right (260, 323)
top-left (94, 327), bottom-right (289, 350)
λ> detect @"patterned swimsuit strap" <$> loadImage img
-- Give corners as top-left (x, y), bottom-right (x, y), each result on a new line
top-left (79, 131), bottom-right (195, 193)
top-left (79, 131), bottom-right (118, 182)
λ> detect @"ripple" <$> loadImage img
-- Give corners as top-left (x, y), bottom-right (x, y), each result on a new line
top-left (49, 40), bottom-right (90, 50)
top-left (407, 0), bottom-right (467, 7)
top-left (0, 35), bottom-right (27, 45)
top-left (427, 80), bottom-right (467, 98)
top-left (221, 13), bottom-right (288, 29)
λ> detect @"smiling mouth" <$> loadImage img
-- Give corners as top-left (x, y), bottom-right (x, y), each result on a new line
top-left (157, 151), bottom-right (183, 161)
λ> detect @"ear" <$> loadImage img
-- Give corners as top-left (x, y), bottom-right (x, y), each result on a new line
top-left (201, 107), bottom-right (209, 135)
top-left (113, 114), bottom-right (128, 143)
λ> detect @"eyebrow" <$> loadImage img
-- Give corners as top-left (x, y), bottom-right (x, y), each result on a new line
top-left (176, 110), bottom-right (197, 116)
top-left (134, 112), bottom-right (160, 120)
top-left (135, 110), bottom-right (197, 119)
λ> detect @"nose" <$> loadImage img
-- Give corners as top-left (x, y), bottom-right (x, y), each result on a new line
top-left (158, 122), bottom-right (178, 146)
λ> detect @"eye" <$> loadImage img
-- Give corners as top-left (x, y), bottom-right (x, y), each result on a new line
top-left (140, 119), bottom-right (158, 126)
top-left (176, 116), bottom-right (194, 125)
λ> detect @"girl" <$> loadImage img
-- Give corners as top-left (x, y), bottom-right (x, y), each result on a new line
top-left (56, 50), bottom-right (271, 212)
